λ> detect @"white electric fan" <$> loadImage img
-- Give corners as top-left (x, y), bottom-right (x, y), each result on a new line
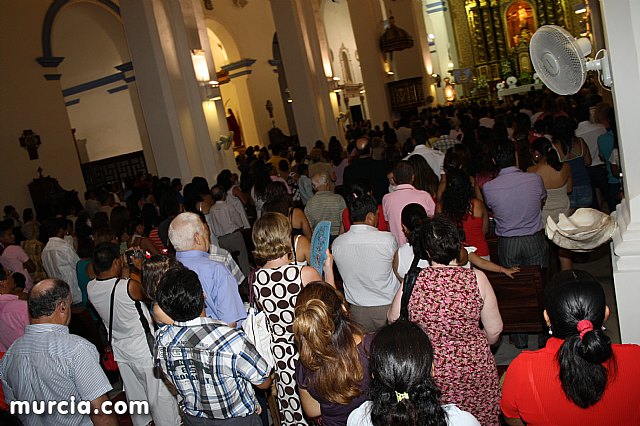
top-left (216, 131), bottom-right (234, 151)
top-left (530, 25), bottom-right (612, 95)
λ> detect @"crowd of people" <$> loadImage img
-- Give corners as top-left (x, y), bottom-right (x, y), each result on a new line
top-left (1, 86), bottom-right (639, 426)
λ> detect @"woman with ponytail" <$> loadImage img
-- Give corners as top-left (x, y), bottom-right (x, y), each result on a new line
top-left (347, 320), bottom-right (479, 426)
top-left (293, 281), bottom-right (371, 425)
top-left (528, 136), bottom-right (573, 270)
top-left (501, 270), bottom-right (640, 425)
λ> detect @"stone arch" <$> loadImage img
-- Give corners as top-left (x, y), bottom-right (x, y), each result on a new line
top-left (37, 0), bottom-right (121, 67)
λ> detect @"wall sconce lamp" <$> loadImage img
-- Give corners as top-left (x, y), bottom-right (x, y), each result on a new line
top-left (192, 49), bottom-right (221, 101)
top-left (191, 49), bottom-right (210, 83)
top-left (431, 73), bottom-right (442, 87)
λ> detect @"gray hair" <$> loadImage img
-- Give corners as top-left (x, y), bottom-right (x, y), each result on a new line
top-left (312, 172), bottom-right (330, 189)
top-left (169, 212), bottom-right (205, 251)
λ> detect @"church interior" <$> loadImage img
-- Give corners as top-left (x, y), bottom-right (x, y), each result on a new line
top-left (3, 0), bottom-right (640, 424)
top-left (1, 0), bottom-right (640, 340)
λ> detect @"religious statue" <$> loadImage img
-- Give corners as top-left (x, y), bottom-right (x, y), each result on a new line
top-left (225, 108), bottom-right (244, 149)
top-left (19, 129), bottom-right (42, 160)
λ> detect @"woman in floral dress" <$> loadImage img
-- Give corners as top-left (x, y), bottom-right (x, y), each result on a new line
top-left (408, 216), bottom-right (503, 425)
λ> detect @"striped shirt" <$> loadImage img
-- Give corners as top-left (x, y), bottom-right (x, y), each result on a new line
top-left (0, 324), bottom-right (112, 426)
top-left (304, 191), bottom-right (347, 236)
top-left (155, 316), bottom-right (270, 419)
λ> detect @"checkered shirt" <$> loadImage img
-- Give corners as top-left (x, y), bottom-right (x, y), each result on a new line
top-left (155, 316), bottom-right (269, 419)
top-left (209, 245), bottom-right (245, 285)
top-left (432, 135), bottom-right (458, 153)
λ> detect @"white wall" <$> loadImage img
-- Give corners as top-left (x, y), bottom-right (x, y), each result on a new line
top-left (322, 0), bottom-right (363, 85)
top-left (54, 3), bottom-right (144, 163)
top-left (204, 1), bottom-right (289, 144)
top-left (0, 1), bottom-right (86, 213)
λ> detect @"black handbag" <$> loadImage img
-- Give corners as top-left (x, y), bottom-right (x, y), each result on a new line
top-left (400, 255), bottom-right (422, 320)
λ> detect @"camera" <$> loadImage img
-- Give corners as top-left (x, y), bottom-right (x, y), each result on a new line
top-left (125, 248), bottom-right (145, 265)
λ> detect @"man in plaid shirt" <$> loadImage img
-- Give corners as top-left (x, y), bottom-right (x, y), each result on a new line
top-left (154, 267), bottom-right (272, 425)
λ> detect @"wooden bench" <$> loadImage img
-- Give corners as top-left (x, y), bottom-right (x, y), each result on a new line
top-left (483, 266), bottom-right (547, 334)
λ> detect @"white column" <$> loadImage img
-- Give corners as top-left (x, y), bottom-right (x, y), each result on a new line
top-left (270, 0), bottom-right (339, 148)
top-left (120, 0), bottom-right (230, 184)
top-left (600, 0), bottom-right (640, 343)
top-left (347, 0), bottom-right (393, 125)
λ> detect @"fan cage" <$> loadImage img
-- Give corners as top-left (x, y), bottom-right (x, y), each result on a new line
top-left (530, 25), bottom-right (587, 95)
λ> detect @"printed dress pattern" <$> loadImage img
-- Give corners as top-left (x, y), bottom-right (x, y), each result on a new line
top-left (253, 264), bottom-right (307, 425)
top-left (408, 266), bottom-right (501, 426)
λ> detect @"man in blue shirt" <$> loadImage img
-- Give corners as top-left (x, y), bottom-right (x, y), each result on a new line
top-left (169, 212), bottom-right (246, 327)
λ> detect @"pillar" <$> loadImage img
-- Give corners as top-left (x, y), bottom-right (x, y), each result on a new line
top-left (600, 0), bottom-right (640, 343)
top-left (347, 0), bottom-right (393, 125)
top-left (383, 0), bottom-right (435, 97)
top-left (120, 0), bottom-right (232, 185)
top-left (270, 0), bottom-right (340, 148)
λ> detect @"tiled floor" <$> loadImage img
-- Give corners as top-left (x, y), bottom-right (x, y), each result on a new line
top-left (494, 244), bottom-right (619, 367)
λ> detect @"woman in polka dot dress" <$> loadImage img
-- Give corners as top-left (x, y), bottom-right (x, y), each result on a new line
top-left (251, 212), bottom-right (334, 425)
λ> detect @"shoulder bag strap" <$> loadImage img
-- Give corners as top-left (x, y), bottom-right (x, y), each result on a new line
top-left (248, 268), bottom-right (257, 308)
top-left (291, 235), bottom-right (298, 264)
top-left (107, 278), bottom-right (121, 346)
top-left (400, 255), bottom-right (421, 319)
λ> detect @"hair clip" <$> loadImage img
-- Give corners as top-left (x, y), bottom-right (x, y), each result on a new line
top-left (395, 391), bottom-right (409, 402)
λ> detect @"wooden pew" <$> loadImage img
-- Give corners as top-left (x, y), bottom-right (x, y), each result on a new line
top-left (483, 266), bottom-right (547, 334)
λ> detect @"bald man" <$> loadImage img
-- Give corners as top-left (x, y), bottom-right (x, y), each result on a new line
top-left (0, 279), bottom-right (117, 426)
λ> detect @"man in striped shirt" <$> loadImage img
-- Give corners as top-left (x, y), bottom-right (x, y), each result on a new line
top-left (0, 279), bottom-right (117, 426)
top-left (154, 267), bottom-right (272, 425)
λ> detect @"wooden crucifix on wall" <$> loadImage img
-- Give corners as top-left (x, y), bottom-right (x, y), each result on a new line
top-left (19, 129), bottom-right (42, 160)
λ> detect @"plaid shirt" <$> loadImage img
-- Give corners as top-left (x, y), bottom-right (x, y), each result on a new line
top-left (155, 317), bottom-right (270, 419)
top-left (432, 135), bottom-right (458, 153)
top-left (209, 245), bottom-right (245, 285)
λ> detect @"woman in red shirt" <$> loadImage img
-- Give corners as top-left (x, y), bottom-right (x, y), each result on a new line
top-left (437, 169), bottom-right (489, 259)
top-left (501, 270), bottom-right (640, 425)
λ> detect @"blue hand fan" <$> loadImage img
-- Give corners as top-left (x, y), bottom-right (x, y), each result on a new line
top-left (310, 221), bottom-right (331, 276)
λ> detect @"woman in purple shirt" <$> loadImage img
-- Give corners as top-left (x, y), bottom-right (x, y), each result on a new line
top-left (294, 281), bottom-right (371, 425)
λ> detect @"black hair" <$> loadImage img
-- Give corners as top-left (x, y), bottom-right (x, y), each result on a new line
top-left (531, 137), bottom-right (563, 171)
top-left (28, 279), bottom-right (70, 318)
top-left (551, 116), bottom-right (577, 155)
top-left (211, 184), bottom-right (226, 202)
top-left (191, 176), bottom-right (211, 195)
top-left (182, 183), bottom-right (202, 213)
top-left (346, 184), bottom-right (377, 223)
top-left (414, 216), bottom-right (460, 265)
top-left (216, 170), bottom-right (234, 191)
top-left (393, 161), bottom-right (414, 185)
top-left (406, 155), bottom-right (439, 197)
top-left (0, 219), bottom-right (12, 234)
top-left (401, 204), bottom-right (428, 256)
top-left (369, 320), bottom-right (447, 426)
top-left (441, 169), bottom-right (474, 228)
top-left (156, 267), bottom-right (205, 322)
top-left (23, 208), bottom-right (34, 222)
top-left (92, 242), bottom-right (120, 275)
top-left (264, 181), bottom-right (292, 206)
top-left (3, 205), bottom-right (15, 215)
top-left (546, 270), bottom-right (615, 408)
top-left (12, 272), bottom-right (26, 288)
top-left (262, 199), bottom-right (289, 217)
top-left (491, 139), bottom-right (516, 169)
top-left (92, 212), bottom-right (110, 231)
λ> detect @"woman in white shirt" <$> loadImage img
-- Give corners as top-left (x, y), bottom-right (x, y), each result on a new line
top-left (347, 320), bottom-right (479, 426)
